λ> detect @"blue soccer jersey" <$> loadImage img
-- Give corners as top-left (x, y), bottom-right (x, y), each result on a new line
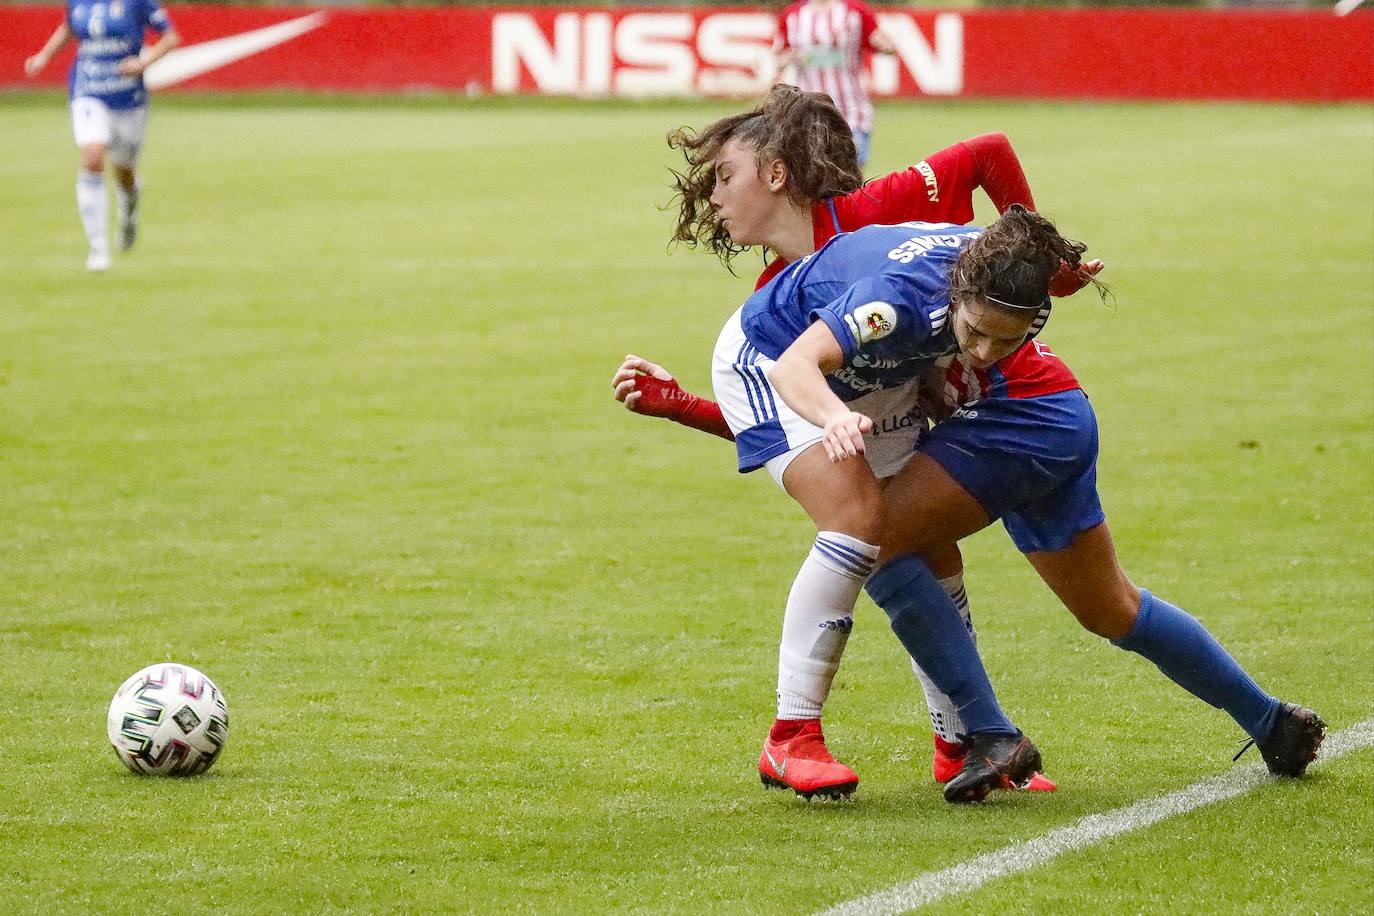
top-left (740, 222), bottom-right (981, 402)
top-left (67, 0), bottom-right (172, 109)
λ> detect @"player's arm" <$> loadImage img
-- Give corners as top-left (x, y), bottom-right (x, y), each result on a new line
top-left (771, 322), bottom-right (872, 462)
top-left (867, 27), bottom-right (895, 55)
top-left (961, 132), bottom-right (1035, 213)
top-left (612, 355), bottom-right (734, 442)
top-left (958, 133), bottom-right (1104, 295)
top-left (24, 22), bottom-right (72, 77)
top-left (858, 2), bottom-right (894, 55)
top-left (120, 2), bottom-right (179, 76)
top-left (773, 14), bottom-right (798, 72)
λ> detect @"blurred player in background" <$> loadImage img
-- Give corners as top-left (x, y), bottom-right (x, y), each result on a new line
top-left (622, 86), bottom-right (1092, 798)
top-left (775, 0), bottom-right (894, 166)
top-left (25, 0), bottom-right (180, 272)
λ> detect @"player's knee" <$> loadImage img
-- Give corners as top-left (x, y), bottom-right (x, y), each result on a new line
top-left (827, 492), bottom-right (884, 544)
top-left (920, 541), bottom-right (963, 579)
top-left (1070, 579), bottom-right (1141, 640)
top-left (80, 145), bottom-right (106, 172)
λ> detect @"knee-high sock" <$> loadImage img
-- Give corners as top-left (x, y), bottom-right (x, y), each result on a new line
top-left (115, 176), bottom-right (140, 224)
top-left (1112, 589), bottom-right (1281, 741)
top-left (866, 555), bottom-right (1015, 735)
top-left (911, 572), bottom-right (974, 742)
top-left (76, 169), bottom-right (108, 253)
top-left (776, 532), bottom-right (878, 720)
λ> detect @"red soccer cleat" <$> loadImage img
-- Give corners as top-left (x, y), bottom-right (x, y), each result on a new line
top-left (758, 719), bottom-right (859, 800)
top-left (932, 734), bottom-right (968, 783)
top-left (934, 735), bottom-right (1056, 792)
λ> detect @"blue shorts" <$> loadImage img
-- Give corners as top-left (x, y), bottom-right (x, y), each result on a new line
top-left (918, 389), bottom-right (1105, 553)
top-left (852, 129), bottom-right (871, 166)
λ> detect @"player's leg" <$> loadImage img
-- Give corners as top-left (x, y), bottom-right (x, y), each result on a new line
top-left (751, 442), bottom-right (885, 798)
top-left (998, 390), bottom-right (1324, 776)
top-left (868, 450), bottom-right (1044, 800)
top-left (711, 312), bottom-right (884, 798)
top-left (1025, 523), bottom-right (1324, 775)
top-left (71, 98), bottom-right (113, 271)
top-left (880, 457), bottom-right (990, 769)
top-left (904, 539), bottom-right (977, 777)
top-left (109, 106), bottom-right (148, 251)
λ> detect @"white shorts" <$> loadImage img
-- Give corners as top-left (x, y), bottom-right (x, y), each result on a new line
top-left (71, 97), bottom-right (148, 167)
top-left (712, 308), bottom-right (926, 488)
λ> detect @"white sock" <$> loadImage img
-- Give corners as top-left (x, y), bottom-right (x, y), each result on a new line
top-left (776, 532), bottom-right (880, 720)
top-left (911, 571), bottom-right (977, 742)
top-left (77, 169), bottom-right (109, 254)
top-left (116, 177), bottom-right (140, 224)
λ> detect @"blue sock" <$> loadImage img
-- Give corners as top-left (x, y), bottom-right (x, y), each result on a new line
top-left (1112, 590), bottom-right (1281, 741)
top-left (865, 555), bottom-right (1016, 736)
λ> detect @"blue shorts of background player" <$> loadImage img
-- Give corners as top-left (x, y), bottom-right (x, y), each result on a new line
top-left (851, 129), bottom-right (871, 168)
top-left (865, 385), bottom-right (1326, 777)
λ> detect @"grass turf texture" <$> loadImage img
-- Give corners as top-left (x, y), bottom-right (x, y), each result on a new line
top-left (1, 93), bottom-right (1370, 913)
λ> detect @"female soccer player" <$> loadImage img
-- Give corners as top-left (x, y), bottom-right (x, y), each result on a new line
top-left (705, 209), bottom-right (1093, 803)
top-left (621, 211), bottom-right (1327, 789)
top-left (633, 85), bottom-right (1090, 798)
top-left (25, 0), bottom-right (180, 272)
top-left (775, 0), bottom-right (894, 165)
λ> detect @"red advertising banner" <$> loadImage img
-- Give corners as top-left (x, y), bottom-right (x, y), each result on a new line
top-left (4, 4), bottom-right (1370, 101)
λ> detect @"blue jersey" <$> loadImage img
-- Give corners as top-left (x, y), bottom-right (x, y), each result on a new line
top-left (740, 222), bottom-right (980, 402)
top-left (67, 0), bottom-right (172, 110)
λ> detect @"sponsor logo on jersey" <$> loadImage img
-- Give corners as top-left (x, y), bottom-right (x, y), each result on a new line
top-left (831, 366), bottom-right (886, 394)
top-left (915, 159), bottom-right (940, 201)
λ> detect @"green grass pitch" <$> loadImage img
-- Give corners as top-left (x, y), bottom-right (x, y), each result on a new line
top-left (1, 92), bottom-right (1370, 913)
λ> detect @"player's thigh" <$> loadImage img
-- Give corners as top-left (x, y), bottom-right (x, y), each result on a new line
top-left (1024, 523), bottom-right (1141, 640)
top-left (107, 106), bottom-right (148, 168)
top-left (878, 452), bottom-right (992, 557)
top-left (71, 97), bottom-right (113, 163)
top-left (781, 443), bottom-right (884, 541)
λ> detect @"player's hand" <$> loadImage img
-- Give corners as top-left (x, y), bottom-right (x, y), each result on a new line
top-left (822, 411), bottom-right (873, 462)
top-left (612, 354), bottom-right (675, 414)
top-left (118, 55), bottom-right (146, 76)
top-left (1049, 258), bottom-right (1104, 298)
top-left (24, 54), bottom-right (49, 78)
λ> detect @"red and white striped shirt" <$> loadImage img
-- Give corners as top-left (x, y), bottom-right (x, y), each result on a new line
top-left (777, 0), bottom-right (881, 133)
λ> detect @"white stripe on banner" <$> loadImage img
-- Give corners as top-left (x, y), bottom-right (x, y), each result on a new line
top-left (145, 13), bottom-right (328, 90)
top-left (817, 716), bottom-right (1374, 916)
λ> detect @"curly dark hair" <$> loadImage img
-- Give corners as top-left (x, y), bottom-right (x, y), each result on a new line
top-left (951, 204), bottom-right (1102, 312)
top-left (666, 84), bottom-right (862, 265)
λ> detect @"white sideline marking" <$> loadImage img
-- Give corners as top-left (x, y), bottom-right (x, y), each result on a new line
top-left (818, 717), bottom-right (1374, 916)
top-left (1334, 0), bottom-right (1367, 16)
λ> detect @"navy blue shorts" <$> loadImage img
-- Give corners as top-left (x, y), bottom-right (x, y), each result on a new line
top-left (918, 388), bottom-right (1105, 553)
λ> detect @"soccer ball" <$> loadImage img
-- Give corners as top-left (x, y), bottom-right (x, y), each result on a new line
top-left (107, 663), bottom-right (229, 776)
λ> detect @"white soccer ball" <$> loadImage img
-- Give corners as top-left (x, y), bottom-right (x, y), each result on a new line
top-left (107, 663), bottom-right (229, 776)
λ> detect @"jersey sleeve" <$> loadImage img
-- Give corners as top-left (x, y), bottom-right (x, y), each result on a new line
top-left (827, 141), bottom-right (977, 234)
top-left (811, 274), bottom-right (942, 363)
top-left (143, 0), bottom-right (172, 34)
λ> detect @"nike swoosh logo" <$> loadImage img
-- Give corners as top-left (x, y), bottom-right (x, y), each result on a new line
top-left (765, 748), bottom-right (787, 777)
top-left (145, 12), bottom-right (328, 90)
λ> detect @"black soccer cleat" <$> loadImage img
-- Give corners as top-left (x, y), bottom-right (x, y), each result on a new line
top-left (942, 729), bottom-right (1043, 803)
top-left (1247, 703), bottom-right (1326, 777)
